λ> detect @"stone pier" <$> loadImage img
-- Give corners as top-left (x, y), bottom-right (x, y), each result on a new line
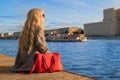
top-left (0, 54), bottom-right (95, 80)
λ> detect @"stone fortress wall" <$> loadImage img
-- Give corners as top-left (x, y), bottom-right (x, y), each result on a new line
top-left (84, 8), bottom-right (120, 36)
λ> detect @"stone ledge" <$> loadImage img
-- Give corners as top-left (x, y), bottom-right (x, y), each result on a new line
top-left (0, 54), bottom-right (95, 80)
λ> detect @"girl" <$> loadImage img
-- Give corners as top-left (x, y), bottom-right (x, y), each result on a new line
top-left (12, 8), bottom-right (50, 71)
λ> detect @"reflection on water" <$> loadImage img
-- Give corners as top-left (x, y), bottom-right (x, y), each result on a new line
top-left (0, 39), bottom-right (120, 80)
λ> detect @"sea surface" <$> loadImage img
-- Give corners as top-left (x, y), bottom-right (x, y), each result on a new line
top-left (0, 38), bottom-right (120, 80)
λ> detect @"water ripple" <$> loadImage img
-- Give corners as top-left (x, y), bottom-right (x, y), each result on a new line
top-left (0, 39), bottom-right (120, 80)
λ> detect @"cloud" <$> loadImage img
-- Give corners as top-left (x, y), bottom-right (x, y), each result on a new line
top-left (0, 15), bottom-right (24, 19)
top-left (52, 0), bottom-right (86, 6)
top-left (1, 0), bottom-right (120, 32)
top-left (0, 23), bottom-right (23, 32)
top-left (0, 14), bottom-right (24, 28)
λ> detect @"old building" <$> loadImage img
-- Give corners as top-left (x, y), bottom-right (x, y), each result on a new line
top-left (4, 32), bottom-right (13, 38)
top-left (84, 8), bottom-right (120, 36)
top-left (0, 33), bottom-right (4, 38)
top-left (13, 32), bottom-right (21, 38)
top-left (44, 27), bottom-right (86, 41)
top-left (45, 27), bottom-right (81, 37)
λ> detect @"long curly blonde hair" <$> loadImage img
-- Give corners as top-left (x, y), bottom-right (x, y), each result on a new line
top-left (18, 8), bottom-right (45, 54)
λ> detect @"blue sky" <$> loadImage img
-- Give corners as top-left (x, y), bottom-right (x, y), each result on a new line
top-left (0, 0), bottom-right (120, 32)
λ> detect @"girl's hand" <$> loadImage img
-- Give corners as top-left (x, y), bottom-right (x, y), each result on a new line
top-left (35, 51), bottom-right (40, 54)
top-left (46, 50), bottom-right (51, 53)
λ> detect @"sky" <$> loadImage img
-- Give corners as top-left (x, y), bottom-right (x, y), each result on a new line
top-left (0, 0), bottom-right (120, 32)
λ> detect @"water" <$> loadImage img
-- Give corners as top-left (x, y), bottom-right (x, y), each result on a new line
top-left (0, 39), bottom-right (120, 80)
